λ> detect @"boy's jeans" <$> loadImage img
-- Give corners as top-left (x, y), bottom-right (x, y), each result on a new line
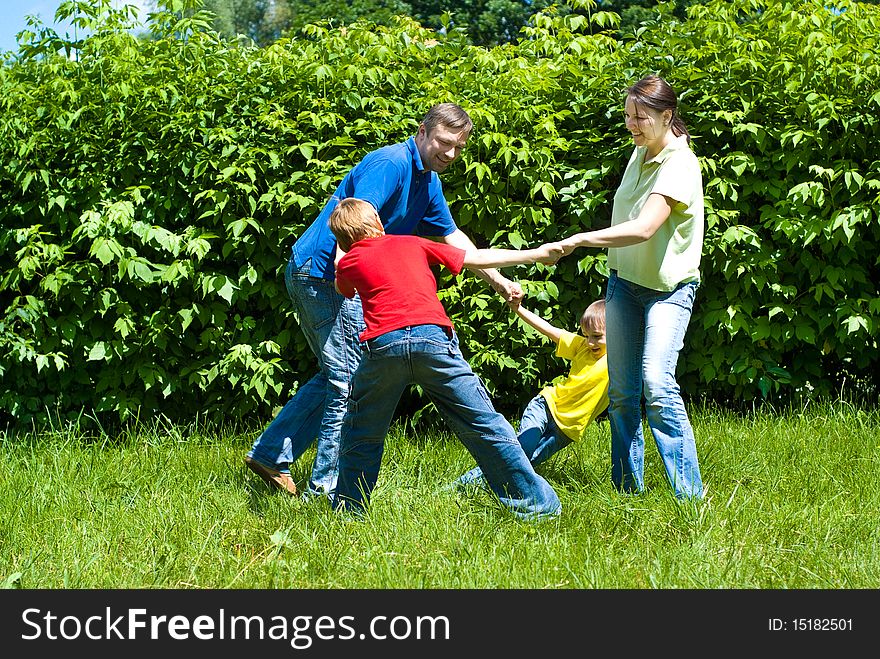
top-left (246, 257), bottom-right (365, 499)
top-left (456, 394), bottom-right (573, 487)
top-left (604, 271), bottom-right (703, 499)
top-left (333, 324), bottom-right (561, 520)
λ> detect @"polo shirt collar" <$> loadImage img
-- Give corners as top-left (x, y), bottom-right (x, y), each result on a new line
top-left (645, 134), bottom-right (688, 165)
top-left (407, 136), bottom-right (427, 173)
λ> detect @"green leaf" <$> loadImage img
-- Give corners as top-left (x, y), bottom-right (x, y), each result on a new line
top-left (1, 572), bottom-right (23, 589)
top-left (178, 308), bottom-right (194, 332)
top-left (88, 342), bottom-right (107, 361)
top-left (216, 277), bottom-right (237, 304)
top-left (114, 317), bottom-right (134, 339)
top-left (794, 324), bottom-right (815, 343)
top-left (91, 238), bottom-right (120, 266)
top-left (127, 259), bottom-right (154, 283)
top-left (844, 316), bottom-right (867, 334)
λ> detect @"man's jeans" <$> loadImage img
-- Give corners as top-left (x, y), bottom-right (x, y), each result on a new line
top-left (456, 394), bottom-right (573, 487)
top-left (333, 325), bottom-right (561, 520)
top-left (605, 271), bottom-right (703, 499)
top-left (246, 257), bottom-right (365, 499)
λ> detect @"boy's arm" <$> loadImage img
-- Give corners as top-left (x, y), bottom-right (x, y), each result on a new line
top-left (334, 243), bottom-right (347, 269)
top-left (512, 304), bottom-right (565, 344)
top-left (334, 246), bottom-right (347, 295)
top-left (334, 269), bottom-right (356, 298)
top-left (438, 229), bottom-right (523, 303)
top-left (461, 242), bottom-right (564, 269)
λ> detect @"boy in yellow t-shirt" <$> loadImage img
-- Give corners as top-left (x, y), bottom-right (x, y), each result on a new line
top-left (455, 299), bottom-right (609, 487)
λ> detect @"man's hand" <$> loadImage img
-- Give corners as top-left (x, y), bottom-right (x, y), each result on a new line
top-left (492, 276), bottom-right (524, 304)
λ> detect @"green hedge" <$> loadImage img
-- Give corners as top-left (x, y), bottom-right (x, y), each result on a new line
top-left (1, 0), bottom-right (878, 427)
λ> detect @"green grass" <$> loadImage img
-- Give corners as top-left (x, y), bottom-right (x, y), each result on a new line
top-left (1, 401), bottom-right (879, 589)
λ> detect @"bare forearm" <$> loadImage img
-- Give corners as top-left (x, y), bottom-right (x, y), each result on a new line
top-left (561, 193), bottom-right (674, 251)
top-left (468, 263), bottom-right (506, 287)
top-left (562, 223), bottom-right (652, 250)
top-left (334, 244), bottom-right (346, 268)
top-left (439, 230), bottom-right (506, 284)
top-left (463, 248), bottom-right (544, 269)
top-left (514, 305), bottom-right (563, 343)
top-left (437, 229), bottom-right (562, 302)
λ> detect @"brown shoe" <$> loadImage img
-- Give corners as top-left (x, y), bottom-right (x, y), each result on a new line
top-left (244, 456), bottom-right (297, 495)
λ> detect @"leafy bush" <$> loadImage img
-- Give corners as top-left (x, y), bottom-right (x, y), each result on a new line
top-left (1, 0), bottom-right (877, 427)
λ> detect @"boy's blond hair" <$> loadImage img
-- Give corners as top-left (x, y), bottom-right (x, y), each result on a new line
top-left (329, 198), bottom-right (382, 251)
top-left (580, 299), bottom-right (606, 330)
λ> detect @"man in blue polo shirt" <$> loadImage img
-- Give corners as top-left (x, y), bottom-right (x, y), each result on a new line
top-left (244, 102), bottom-right (524, 500)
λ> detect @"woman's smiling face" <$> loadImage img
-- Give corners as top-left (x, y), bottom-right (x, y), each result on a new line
top-left (624, 96), bottom-right (671, 154)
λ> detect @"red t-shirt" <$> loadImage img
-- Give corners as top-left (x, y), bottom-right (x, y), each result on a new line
top-left (335, 234), bottom-right (466, 341)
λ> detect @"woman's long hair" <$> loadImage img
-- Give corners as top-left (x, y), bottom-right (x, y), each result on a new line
top-left (626, 75), bottom-right (691, 144)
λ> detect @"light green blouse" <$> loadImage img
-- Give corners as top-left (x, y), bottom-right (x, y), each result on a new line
top-left (607, 135), bottom-right (704, 292)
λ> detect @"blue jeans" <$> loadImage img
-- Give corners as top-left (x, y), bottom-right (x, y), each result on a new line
top-left (333, 325), bottom-right (561, 520)
top-left (456, 394), bottom-right (573, 487)
top-left (246, 256), bottom-right (365, 498)
top-left (605, 271), bottom-right (703, 499)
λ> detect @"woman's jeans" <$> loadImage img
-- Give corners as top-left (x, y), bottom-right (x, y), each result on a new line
top-left (456, 394), bottom-right (573, 487)
top-left (246, 256), bottom-right (365, 499)
top-left (333, 325), bottom-right (561, 521)
top-left (605, 271), bottom-right (703, 499)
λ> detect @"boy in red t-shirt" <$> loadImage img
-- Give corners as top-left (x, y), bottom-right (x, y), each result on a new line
top-left (329, 198), bottom-right (564, 520)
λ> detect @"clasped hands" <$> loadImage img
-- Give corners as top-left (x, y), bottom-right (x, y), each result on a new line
top-left (492, 236), bottom-right (581, 304)
top-left (531, 236), bottom-right (580, 265)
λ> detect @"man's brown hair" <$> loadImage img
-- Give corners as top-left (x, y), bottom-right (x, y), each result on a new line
top-left (420, 102), bottom-right (473, 136)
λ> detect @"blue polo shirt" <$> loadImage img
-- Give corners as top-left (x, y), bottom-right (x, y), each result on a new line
top-left (291, 137), bottom-right (458, 280)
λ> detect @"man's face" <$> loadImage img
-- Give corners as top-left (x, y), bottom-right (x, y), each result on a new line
top-left (414, 123), bottom-right (470, 173)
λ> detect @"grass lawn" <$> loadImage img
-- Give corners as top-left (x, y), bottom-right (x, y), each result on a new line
top-left (2, 400), bottom-right (879, 589)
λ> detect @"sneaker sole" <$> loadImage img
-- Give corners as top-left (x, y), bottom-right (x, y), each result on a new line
top-left (244, 457), bottom-right (297, 496)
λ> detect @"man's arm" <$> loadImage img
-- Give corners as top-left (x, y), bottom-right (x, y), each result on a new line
top-left (436, 229), bottom-right (524, 302)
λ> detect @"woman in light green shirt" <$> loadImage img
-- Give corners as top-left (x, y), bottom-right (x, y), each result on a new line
top-left (559, 75), bottom-right (704, 499)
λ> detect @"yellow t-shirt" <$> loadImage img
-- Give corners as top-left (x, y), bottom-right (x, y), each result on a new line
top-left (539, 331), bottom-right (609, 442)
